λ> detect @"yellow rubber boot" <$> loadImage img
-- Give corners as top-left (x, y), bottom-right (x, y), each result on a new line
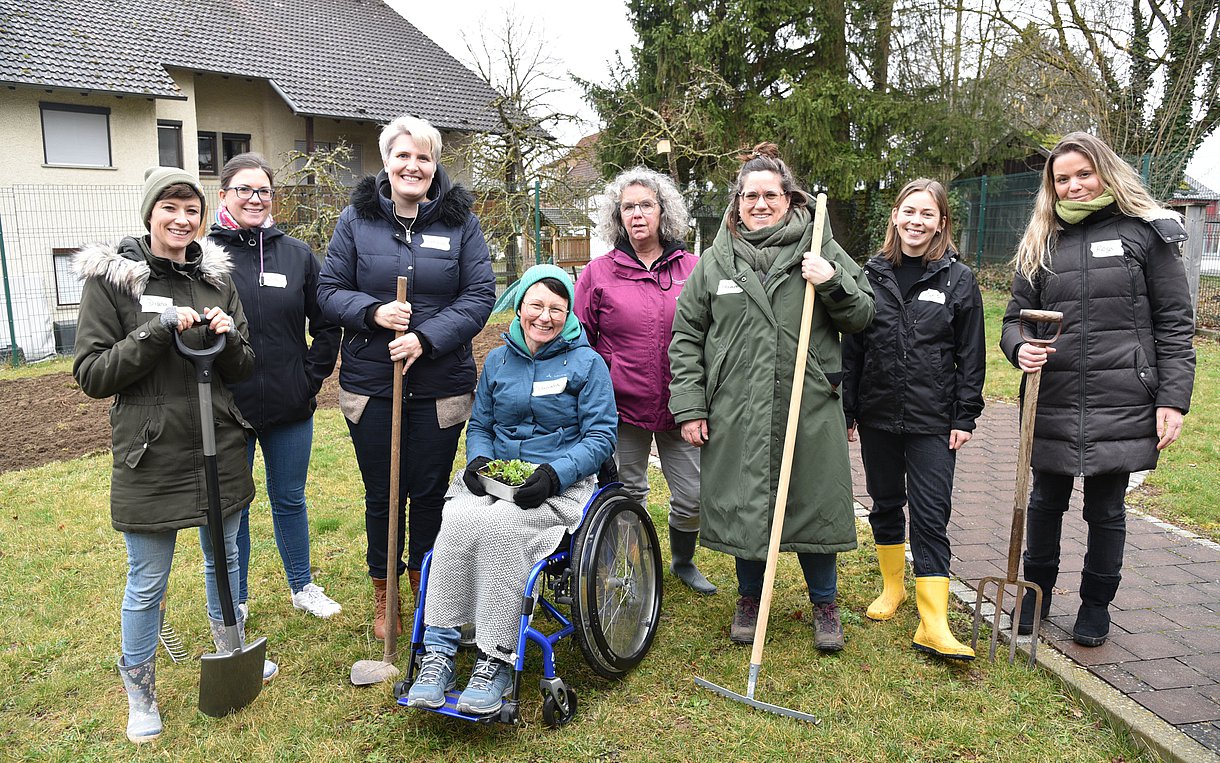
top-left (912, 576), bottom-right (975, 660)
top-left (866, 543), bottom-right (908, 621)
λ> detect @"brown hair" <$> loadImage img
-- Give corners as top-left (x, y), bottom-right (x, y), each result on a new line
top-left (878, 178), bottom-right (955, 265)
top-left (220, 152), bottom-right (275, 188)
top-left (725, 142), bottom-right (809, 237)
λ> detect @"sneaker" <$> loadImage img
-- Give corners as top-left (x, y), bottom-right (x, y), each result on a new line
top-left (405, 651), bottom-right (456, 709)
top-left (730, 596), bottom-right (760, 644)
top-left (292, 583), bottom-right (342, 619)
top-left (237, 602), bottom-right (248, 622)
top-left (459, 622), bottom-right (477, 648)
top-left (455, 655), bottom-right (514, 715)
top-left (812, 602), bottom-right (844, 652)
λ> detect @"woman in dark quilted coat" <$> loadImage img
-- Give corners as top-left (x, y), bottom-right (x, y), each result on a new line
top-left (1001, 133), bottom-right (1195, 647)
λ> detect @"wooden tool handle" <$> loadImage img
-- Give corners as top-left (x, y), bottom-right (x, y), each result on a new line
top-left (384, 275), bottom-right (409, 661)
top-left (1008, 363), bottom-right (1041, 581)
top-left (1018, 309), bottom-right (1064, 346)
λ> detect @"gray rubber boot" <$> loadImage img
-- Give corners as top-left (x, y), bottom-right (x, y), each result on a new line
top-left (117, 655), bottom-right (162, 744)
top-left (670, 529), bottom-right (717, 594)
top-left (209, 615), bottom-right (279, 683)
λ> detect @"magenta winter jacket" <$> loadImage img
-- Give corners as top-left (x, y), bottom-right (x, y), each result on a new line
top-left (573, 245), bottom-right (698, 432)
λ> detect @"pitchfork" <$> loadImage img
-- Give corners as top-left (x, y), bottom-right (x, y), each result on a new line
top-left (971, 308), bottom-right (1063, 667)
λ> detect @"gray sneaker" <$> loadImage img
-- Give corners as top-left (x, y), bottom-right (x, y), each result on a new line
top-left (405, 651), bottom-right (456, 709)
top-left (730, 596), bottom-right (760, 644)
top-left (812, 602), bottom-right (844, 652)
top-left (455, 655), bottom-right (513, 715)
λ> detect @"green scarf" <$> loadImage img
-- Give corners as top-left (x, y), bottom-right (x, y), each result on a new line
top-left (1055, 190), bottom-right (1115, 224)
top-left (734, 206), bottom-right (812, 281)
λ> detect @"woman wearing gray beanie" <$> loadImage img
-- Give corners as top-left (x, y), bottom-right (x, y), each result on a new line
top-left (72, 167), bottom-right (274, 744)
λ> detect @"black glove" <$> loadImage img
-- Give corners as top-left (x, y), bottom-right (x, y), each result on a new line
top-left (463, 456), bottom-right (492, 496)
top-left (597, 457), bottom-right (619, 488)
top-left (514, 464), bottom-right (560, 509)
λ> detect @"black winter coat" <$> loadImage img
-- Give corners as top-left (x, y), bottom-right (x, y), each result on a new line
top-left (843, 253), bottom-right (986, 434)
top-left (318, 166), bottom-right (496, 399)
top-left (1000, 205), bottom-right (1196, 476)
top-left (208, 224), bottom-right (340, 430)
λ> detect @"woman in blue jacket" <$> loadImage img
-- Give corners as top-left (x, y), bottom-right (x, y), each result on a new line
top-left (208, 152), bottom-right (342, 620)
top-left (318, 116), bottom-right (496, 640)
top-left (842, 178), bottom-right (985, 661)
top-left (403, 264), bottom-right (617, 716)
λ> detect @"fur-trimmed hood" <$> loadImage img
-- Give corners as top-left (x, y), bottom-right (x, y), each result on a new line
top-left (73, 236), bottom-right (234, 301)
top-left (351, 164), bottom-right (475, 229)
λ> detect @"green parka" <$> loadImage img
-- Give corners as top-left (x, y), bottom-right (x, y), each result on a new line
top-left (668, 213), bottom-right (874, 559)
top-left (73, 236), bottom-right (255, 533)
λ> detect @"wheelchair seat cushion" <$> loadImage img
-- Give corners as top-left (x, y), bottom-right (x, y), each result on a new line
top-left (423, 475), bottom-right (596, 663)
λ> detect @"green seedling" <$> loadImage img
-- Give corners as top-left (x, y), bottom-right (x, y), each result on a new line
top-left (480, 459), bottom-right (536, 486)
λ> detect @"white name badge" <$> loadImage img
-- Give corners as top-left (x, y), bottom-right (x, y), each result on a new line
top-left (1091, 240), bottom-right (1123, 258)
top-left (917, 288), bottom-right (946, 305)
top-left (421, 234), bottom-right (451, 251)
top-left (139, 295), bottom-right (174, 314)
top-left (532, 377), bottom-right (568, 396)
top-left (716, 279), bottom-right (743, 295)
top-left (259, 272), bottom-right (287, 288)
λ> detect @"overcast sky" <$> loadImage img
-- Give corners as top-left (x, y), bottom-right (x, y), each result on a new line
top-left (388, 0), bottom-right (1220, 191)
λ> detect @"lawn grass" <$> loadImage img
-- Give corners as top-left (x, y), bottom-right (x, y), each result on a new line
top-left (0, 354), bottom-right (73, 381)
top-left (0, 408), bottom-right (1152, 761)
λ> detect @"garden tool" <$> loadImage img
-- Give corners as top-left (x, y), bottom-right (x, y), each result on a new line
top-left (174, 326), bottom-right (268, 717)
top-left (157, 592), bottom-right (189, 664)
top-left (971, 308), bottom-right (1064, 667)
top-left (352, 276), bottom-right (409, 686)
top-left (694, 193), bottom-right (829, 725)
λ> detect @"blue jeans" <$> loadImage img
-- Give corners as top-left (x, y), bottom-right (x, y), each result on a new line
top-left (736, 553), bottom-right (837, 604)
top-left (238, 416), bottom-right (316, 597)
top-left (346, 397), bottom-right (462, 578)
top-left (858, 425), bottom-right (957, 577)
top-left (121, 510), bottom-right (241, 665)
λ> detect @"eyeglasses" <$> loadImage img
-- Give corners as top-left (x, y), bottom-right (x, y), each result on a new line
top-left (620, 200), bottom-right (660, 217)
top-left (225, 186), bottom-right (275, 201)
top-left (521, 302), bottom-right (569, 320)
top-left (738, 190), bottom-right (787, 205)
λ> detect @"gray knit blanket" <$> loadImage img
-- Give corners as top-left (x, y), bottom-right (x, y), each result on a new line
top-left (423, 475), bottom-right (595, 662)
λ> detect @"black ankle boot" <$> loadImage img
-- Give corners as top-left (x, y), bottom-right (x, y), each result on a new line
top-left (1010, 561), bottom-right (1056, 635)
top-left (1073, 572), bottom-right (1120, 647)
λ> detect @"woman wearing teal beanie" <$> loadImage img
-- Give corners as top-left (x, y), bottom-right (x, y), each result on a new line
top-left (403, 264), bottom-right (618, 716)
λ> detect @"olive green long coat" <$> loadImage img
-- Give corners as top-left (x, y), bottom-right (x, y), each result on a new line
top-left (668, 218), bottom-right (874, 560)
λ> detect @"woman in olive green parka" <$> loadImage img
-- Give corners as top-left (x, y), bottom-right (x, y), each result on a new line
top-left (669, 144), bottom-right (874, 651)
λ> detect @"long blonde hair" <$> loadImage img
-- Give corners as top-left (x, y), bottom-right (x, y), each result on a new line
top-left (1014, 132), bottom-right (1166, 281)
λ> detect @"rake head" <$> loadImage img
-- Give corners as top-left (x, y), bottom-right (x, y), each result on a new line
top-left (970, 576), bottom-right (1042, 668)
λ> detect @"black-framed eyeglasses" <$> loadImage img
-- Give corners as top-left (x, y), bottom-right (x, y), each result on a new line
top-left (738, 190), bottom-right (788, 205)
top-left (225, 186), bottom-right (275, 201)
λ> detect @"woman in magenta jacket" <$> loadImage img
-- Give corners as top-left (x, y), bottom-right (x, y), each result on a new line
top-left (574, 167), bottom-right (714, 594)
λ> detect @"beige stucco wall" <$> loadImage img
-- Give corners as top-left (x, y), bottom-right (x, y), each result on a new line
top-left (0, 87), bottom-right (161, 184)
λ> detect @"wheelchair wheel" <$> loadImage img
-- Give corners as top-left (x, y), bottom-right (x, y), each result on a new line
top-left (541, 685), bottom-right (577, 728)
top-left (570, 489), bottom-right (662, 679)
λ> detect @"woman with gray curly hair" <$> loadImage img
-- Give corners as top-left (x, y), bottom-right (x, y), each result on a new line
top-left (574, 167), bottom-right (715, 594)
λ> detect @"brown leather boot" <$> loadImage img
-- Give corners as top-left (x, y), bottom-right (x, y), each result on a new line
top-left (408, 569), bottom-right (421, 604)
top-left (372, 577), bottom-right (402, 640)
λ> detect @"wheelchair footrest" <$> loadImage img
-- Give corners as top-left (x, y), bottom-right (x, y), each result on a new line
top-left (397, 689), bottom-right (512, 724)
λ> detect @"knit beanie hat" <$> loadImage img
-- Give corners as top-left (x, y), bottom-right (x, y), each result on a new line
top-left (140, 167), bottom-right (205, 229)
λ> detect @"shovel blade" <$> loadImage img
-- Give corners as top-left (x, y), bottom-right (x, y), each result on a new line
top-left (198, 636), bottom-right (267, 717)
top-left (350, 658), bottom-right (401, 686)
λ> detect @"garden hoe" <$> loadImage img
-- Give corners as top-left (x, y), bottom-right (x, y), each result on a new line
top-left (693, 193), bottom-right (829, 725)
top-left (351, 276), bottom-right (409, 686)
top-left (971, 308), bottom-right (1064, 667)
top-left (175, 327), bottom-right (268, 718)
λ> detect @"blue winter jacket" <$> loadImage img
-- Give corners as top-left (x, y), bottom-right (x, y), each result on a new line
top-left (317, 166), bottom-right (496, 399)
top-left (466, 330), bottom-right (618, 492)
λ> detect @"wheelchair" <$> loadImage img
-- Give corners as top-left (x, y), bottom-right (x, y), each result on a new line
top-left (392, 483), bottom-right (663, 727)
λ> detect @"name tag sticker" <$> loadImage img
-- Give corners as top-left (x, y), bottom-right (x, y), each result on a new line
top-left (716, 279), bottom-right (743, 295)
top-left (139, 295), bottom-right (174, 314)
top-left (532, 377), bottom-right (568, 397)
top-left (421, 234), bottom-right (451, 251)
top-left (917, 288), bottom-right (946, 305)
top-left (1091, 240), bottom-right (1123, 258)
top-left (259, 272), bottom-right (287, 288)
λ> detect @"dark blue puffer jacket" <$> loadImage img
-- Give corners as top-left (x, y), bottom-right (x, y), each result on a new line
top-left (318, 166), bottom-right (496, 399)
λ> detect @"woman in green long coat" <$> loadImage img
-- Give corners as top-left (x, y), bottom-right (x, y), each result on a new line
top-left (668, 142), bottom-right (874, 651)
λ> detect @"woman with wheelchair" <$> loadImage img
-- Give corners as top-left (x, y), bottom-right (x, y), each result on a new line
top-left (404, 264), bottom-right (617, 716)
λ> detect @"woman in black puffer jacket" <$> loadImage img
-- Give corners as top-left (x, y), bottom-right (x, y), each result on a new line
top-left (1001, 132), bottom-right (1195, 647)
top-left (318, 115), bottom-right (496, 640)
top-left (843, 178), bottom-right (986, 661)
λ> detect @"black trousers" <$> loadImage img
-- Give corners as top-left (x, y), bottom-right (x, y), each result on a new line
top-left (1024, 470), bottom-right (1128, 582)
top-left (346, 396), bottom-right (462, 578)
top-left (858, 425), bottom-right (957, 577)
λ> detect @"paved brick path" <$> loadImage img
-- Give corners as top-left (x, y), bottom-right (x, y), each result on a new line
top-left (848, 401), bottom-right (1220, 755)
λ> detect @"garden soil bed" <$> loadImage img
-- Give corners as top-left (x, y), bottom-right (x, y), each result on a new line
top-left (0, 322), bottom-right (508, 474)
